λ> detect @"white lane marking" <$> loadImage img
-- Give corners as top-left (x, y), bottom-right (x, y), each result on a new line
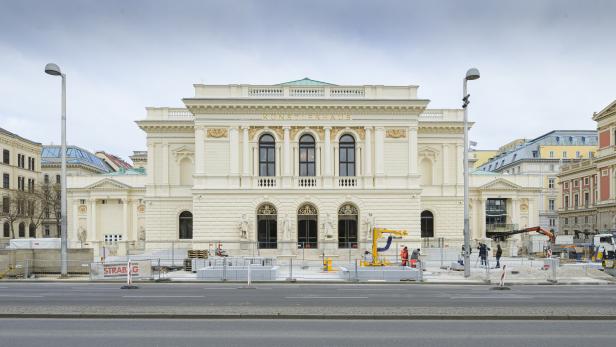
top-left (337, 288), bottom-right (407, 291)
top-left (122, 295), bottom-right (205, 298)
top-left (285, 296), bottom-right (369, 299)
top-left (449, 295), bottom-right (533, 299)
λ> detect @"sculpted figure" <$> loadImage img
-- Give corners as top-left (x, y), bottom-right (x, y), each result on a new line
top-left (239, 214), bottom-right (249, 240)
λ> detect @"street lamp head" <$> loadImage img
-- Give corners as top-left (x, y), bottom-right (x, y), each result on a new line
top-left (465, 68), bottom-right (480, 81)
top-left (44, 63), bottom-right (62, 76)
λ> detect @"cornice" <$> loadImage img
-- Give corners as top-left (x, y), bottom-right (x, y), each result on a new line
top-left (182, 98), bottom-right (429, 115)
top-left (136, 120), bottom-right (194, 132)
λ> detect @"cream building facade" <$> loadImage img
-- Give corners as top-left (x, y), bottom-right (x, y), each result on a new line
top-left (65, 79), bottom-right (546, 257)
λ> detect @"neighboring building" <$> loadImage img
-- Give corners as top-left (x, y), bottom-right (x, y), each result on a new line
top-left (66, 168), bottom-right (146, 254)
top-left (469, 149), bottom-right (498, 168)
top-left (558, 100), bottom-right (616, 239)
top-left (477, 130), bottom-right (598, 234)
top-left (95, 151), bottom-right (132, 172)
top-left (129, 151), bottom-right (147, 169)
top-left (41, 145), bottom-right (113, 237)
top-left (0, 127), bottom-right (42, 240)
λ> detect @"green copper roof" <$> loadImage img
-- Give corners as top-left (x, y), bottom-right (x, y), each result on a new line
top-left (277, 77), bottom-right (336, 86)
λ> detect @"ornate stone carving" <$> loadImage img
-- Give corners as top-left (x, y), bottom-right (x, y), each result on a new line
top-left (257, 203), bottom-right (277, 215)
top-left (338, 204), bottom-right (358, 215)
top-left (78, 205), bottom-right (87, 215)
top-left (207, 128), bottom-right (228, 138)
top-left (137, 204), bottom-right (145, 214)
top-left (386, 129), bottom-right (407, 138)
top-left (268, 126), bottom-right (284, 140)
top-left (298, 204), bottom-right (318, 215)
top-left (353, 127), bottom-right (365, 140)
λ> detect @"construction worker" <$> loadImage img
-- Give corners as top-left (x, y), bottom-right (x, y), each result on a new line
top-left (400, 246), bottom-right (409, 266)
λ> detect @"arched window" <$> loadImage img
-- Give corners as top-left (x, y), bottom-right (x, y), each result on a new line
top-left (259, 134), bottom-right (276, 177)
top-left (3, 222), bottom-right (9, 238)
top-left (257, 204), bottom-right (277, 249)
top-left (179, 211), bottom-right (193, 239)
top-left (28, 223), bottom-right (36, 238)
top-left (18, 222), bottom-right (25, 238)
top-left (421, 210), bottom-right (434, 238)
top-left (339, 135), bottom-right (355, 177)
top-left (338, 204), bottom-right (358, 248)
top-left (297, 204), bottom-right (318, 248)
top-left (299, 134), bottom-right (316, 176)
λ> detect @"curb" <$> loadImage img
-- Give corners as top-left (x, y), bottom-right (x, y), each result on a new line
top-left (1, 313), bottom-right (615, 320)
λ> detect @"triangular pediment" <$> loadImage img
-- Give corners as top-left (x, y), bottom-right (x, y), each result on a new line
top-left (419, 146), bottom-right (440, 158)
top-left (593, 99), bottom-right (616, 121)
top-left (85, 178), bottom-right (132, 190)
top-left (478, 178), bottom-right (523, 191)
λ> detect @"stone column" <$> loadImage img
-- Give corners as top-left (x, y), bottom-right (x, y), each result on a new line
top-left (72, 202), bottom-right (79, 242)
top-left (478, 197), bottom-right (486, 239)
top-left (146, 142), bottom-right (155, 185)
top-left (89, 199), bottom-right (97, 241)
top-left (162, 143), bottom-right (169, 185)
top-left (408, 126), bottom-right (418, 175)
top-left (283, 126), bottom-right (291, 176)
top-left (122, 198), bottom-right (130, 240)
top-left (242, 126), bottom-right (250, 176)
top-left (229, 126), bottom-right (240, 175)
top-left (195, 126), bottom-right (206, 174)
top-left (324, 127), bottom-right (332, 176)
top-left (364, 127), bottom-right (373, 177)
top-left (456, 144), bottom-right (464, 185)
top-left (443, 144), bottom-right (450, 184)
top-left (374, 127), bottom-right (385, 176)
top-left (511, 198), bottom-right (519, 228)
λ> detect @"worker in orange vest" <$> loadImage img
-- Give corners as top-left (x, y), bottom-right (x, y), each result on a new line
top-left (400, 246), bottom-right (409, 266)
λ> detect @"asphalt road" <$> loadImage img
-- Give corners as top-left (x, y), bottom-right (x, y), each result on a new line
top-left (0, 319), bottom-right (614, 347)
top-left (1, 282), bottom-right (616, 317)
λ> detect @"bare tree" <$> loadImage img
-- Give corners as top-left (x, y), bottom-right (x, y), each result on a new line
top-left (38, 182), bottom-right (61, 237)
top-left (0, 191), bottom-right (25, 238)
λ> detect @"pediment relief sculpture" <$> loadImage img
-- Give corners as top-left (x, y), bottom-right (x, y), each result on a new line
top-left (386, 129), bottom-right (407, 138)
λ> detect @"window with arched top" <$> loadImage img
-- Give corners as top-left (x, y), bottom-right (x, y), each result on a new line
top-left (421, 210), bottom-right (434, 238)
top-left (179, 211), bottom-right (193, 239)
top-left (297, 204), bottom-right (318, 248)
top-left (18, 222), bottom-right (25, 238)
top-left (339, 135), bottom-right (355, 177)
top-left (259, 134), bottom-right (276, 177)
top-left (257, 203), bottom-right (277, 249)
top-left (3, 222), bottom-right (9, 238)
top-left (338, 204), bottom-right (358, 248)
top-left (299, 134), bottom-right (316, 176)
top-left (28, 223), bottom-right (36, 238)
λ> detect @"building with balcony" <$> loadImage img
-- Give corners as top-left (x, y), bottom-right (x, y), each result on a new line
top-left (0, 127), bottom-right (42, 240)
top-left (477, 130), bottom-right (598, 234)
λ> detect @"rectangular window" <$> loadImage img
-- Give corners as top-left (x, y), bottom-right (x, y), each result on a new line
top-left (562, 151), bottom-right (567, 158)
top-left (56, 175), bottom-right (61, 184)
top-left (548, 199), bottom-right (555, 211)
top-left (576, 151), bottom-right (580, 158)
top-left (574, 180), bottom-right (578, 187)
top-left (548, 178), bottom-right (555, 189)
top-left (589, 151), bottom-right (594, 158)
top-left (80, 199), bottom-right (86, 205)
top-left (549, 218), bottom-right (556, 227)
top-left (549, 151), bottom-right (554, 158)
top-left (2, 196), bottom-right (9, 213)
top-left (565, 217), bottom-right (569, 225)
top-left (574, 216), bottom-right (578, 224)
top-left (104, 234), bottom-right (123, 243)
top-left (574, 194), bottom-right (579, 207)
top-left (2, 173), bottom-right (8, 189)
top-left (2, 149), bottom-right (8, 164)
top-left (44, 225), bottom-right (50, 237)
top-left (584, 192), bottom-right (589, 206)
top-left (585, 216), bottom-right (589, 224)
top-left (44, 174), bottom-right (49, 184)
top-left (584, 177), bottom-right (589, 185)
top-left (564, 182), bottom-right (569, 189)
top-left (564, 195), bottom-right (569, 208)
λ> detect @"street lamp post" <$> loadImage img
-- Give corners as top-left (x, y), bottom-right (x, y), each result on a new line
top-left (463, 68), bottom-right (480, 278)
top-left (45, 63), bottom-right (68, 278)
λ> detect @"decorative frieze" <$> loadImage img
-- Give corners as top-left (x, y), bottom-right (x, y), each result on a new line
top-left (207, 128), bottom-right (228, 138)
top-left (386, 129), bottom-right (407, 138)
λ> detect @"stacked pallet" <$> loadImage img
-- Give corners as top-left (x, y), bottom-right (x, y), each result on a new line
top-left (186, 250), bottom-right (210, 272)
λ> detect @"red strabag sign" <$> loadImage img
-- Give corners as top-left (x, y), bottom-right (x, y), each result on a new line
top-left (91, 261), bottom-right (152, 279)
top-left (103, 264), bottom-right (140, 277)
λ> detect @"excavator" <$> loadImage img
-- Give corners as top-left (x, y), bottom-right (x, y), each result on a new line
top-left (361, 227), bottom-right (408, 266)
top-left (486, 226), bottom-right (555, 242)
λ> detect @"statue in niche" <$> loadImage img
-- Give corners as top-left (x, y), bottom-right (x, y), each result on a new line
top-left (363, 212), bottom-right (375, 240)
top-left (77, 227), bottom-right (87, 246)
top-left (323, 213), bottom-right (334, 239)
top-left (239, 214), bottom-right (249, 240)
top-left (138, 226), bottom-right (146, 241)
top-left (282, 214), bottom-right (291, 241)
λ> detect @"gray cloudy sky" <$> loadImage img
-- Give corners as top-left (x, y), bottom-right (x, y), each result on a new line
top-left (1, 0), bottom-right (615, 160)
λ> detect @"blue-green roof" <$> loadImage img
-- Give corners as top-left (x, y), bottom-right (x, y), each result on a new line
top-left (41, 145), bottom-right (111, 173)
top-left (277, 78), bottom-right (336, 86)
top-left (104, 167), bottom-right (146, 176)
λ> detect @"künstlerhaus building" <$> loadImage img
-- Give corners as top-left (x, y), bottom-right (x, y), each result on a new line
top-left (69, 78), bottom-right (543, 259)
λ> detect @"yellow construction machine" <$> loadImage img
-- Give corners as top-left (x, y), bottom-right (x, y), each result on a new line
top-left (361, 227), bottom-right (408, 266)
